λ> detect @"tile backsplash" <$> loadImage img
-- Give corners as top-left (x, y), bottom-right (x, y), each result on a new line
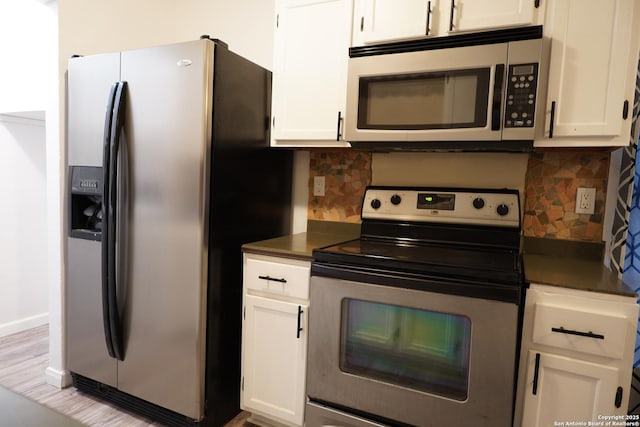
top-left (523, 151), bottom-right (610, 242)
top-left (307, 149), bottom-right (611, 243)
top-left (307, 150), bottom-right (372, 223)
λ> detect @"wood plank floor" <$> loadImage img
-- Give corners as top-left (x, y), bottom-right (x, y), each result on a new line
top-left (0, 325), bottom-right (251, 426)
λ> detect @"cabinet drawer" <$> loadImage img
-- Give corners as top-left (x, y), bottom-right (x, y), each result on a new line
top-left (244, 256), bottom-right (310, 300)
top-left (532, 303), bottom-right (628, 359)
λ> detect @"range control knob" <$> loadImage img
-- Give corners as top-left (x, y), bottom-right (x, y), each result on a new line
top-left (497, 204), bottom-right (510, 216)
top-left (472, 197), bottom-right (485, 209)
top-left (370, 199), bottom-right (382, 209)
top-left (390, 194), bottom-right (402, 205)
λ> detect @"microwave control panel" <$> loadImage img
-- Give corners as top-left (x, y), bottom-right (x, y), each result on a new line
top-left (504, 63), bottom-right (539, 128)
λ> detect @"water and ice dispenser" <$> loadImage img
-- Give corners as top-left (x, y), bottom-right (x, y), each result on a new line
top-left (69, 166), bottom-right (103, 241)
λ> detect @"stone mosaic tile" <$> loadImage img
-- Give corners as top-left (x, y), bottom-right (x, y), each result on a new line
top-left (308, 150), bottom-right (372, 223)
top-left (523, 151), bottom-right (610, 242)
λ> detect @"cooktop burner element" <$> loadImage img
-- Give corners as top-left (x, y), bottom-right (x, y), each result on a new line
top-left (313, 186), bottom-right (524, 286)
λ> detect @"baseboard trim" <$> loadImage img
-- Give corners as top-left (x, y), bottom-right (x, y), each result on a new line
top-left (45, 367), bottom-right (72, 389)
top-left (0, 313), bottom-right (48, 338)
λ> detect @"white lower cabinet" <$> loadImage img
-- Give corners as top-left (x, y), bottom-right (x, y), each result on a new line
top-left (521, 351), bottom-right (621, 426)
top-left (241, 253), bottom-right (311, 427)
top-left (515, 284), bottom-right (639, 427)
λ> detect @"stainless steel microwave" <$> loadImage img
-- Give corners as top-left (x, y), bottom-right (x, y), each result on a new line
top-left (345, 27), bottom-right (548, 151)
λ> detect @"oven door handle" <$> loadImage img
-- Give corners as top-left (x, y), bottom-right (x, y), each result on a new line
top-left (296, 305), bottom-right (304, 339)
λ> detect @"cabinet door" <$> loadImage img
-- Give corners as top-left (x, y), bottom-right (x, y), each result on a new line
top-left (241, 295), bottom-right (308, 426)
top-left (521, 351), bottom-right (622, 427)
top-left (542, 0), bottom-right (634, 140)
top-left (354, 0), bottom-right (432, 44)
top-left (271, 0), bottom-right (352, 146)
top-left (452, 0), bottom-right (536, 33)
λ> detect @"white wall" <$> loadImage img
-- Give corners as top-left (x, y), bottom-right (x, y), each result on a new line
top-left (0, 1), bottom-right (56, 114)
top-left (52, 0), bottom-right (287, 387)
top-left (0, 0), bottom-right (56, 342)
top-left (372, 152), bottom-right (530, 194)
top-left (58, 0), bottom-right (275, 69)
top-left (0, 115), bottom-right (49, 336)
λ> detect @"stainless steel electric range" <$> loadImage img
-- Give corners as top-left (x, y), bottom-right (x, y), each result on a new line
top-left (306, 186), bottom-right (525, 427)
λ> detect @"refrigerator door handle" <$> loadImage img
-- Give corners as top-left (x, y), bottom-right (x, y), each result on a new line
top-left (108, 81), bottom-right (127, 360)
top-left (101, 83), bottom-right (118, 359)
top-left (102, 82), bottom-right (127, 360)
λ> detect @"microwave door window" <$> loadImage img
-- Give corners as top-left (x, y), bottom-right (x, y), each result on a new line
top-left (339, 299), bottom-right (471, 401)
top-left (358, 68), bottom-right (490, 130)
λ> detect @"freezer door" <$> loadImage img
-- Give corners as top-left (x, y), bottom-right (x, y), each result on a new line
top-left (66, 52), bottom-right (121, 387)
top-left (116, 40), bottom-right (214, 420)
top-left (67, 52), bottom-right (121, 167)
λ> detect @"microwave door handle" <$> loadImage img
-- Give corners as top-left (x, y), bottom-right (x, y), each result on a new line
top-left (492, 64), bottom-right (505, 131)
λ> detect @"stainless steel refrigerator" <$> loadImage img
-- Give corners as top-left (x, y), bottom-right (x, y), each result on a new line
top-left (65, 38), bottom-right (292, 427)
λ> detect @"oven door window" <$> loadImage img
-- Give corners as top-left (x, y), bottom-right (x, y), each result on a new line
top-left (357, 68), bottom-right (490, 130)
top-left (340, 299), bottom-right (471, 400)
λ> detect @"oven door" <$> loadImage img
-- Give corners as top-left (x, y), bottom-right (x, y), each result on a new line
top-left (307, 273), bottom-right (520, 427)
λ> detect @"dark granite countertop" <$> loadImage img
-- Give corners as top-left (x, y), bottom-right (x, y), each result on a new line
top-left (241, 220), bottom-right (361, 261)
top-left (244, 230), bottom-right (636, 297)
top-left (523, 237), bottom-right (636, 297)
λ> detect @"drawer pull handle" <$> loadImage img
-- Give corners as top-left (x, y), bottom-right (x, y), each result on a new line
top-left (258, 275), bottom-right (287, 283)
top-left (551, 327), bottom-right (604, 340)
top-left (297, 305), bottom-right (304, 339)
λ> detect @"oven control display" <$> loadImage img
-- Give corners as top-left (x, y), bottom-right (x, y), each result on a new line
top-left (417, 193), bottom-right (455, 210)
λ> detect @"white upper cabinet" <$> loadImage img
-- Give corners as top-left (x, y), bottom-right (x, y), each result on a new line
top-left (271, 0), bottom-right (352, 147)
top-left (354, 0), bottom-right (432, 45)
top-left (352, 0), bottom-right (544, 46)
top-left (452, 0), bottom-right (539, 33)
top-left (536, 0), bottom-right (639, 147)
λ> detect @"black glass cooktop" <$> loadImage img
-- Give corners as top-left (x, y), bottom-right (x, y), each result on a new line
top-left (313, 237), bottom-right (523, 285)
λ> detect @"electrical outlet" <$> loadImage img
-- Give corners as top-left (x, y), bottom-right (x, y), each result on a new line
top-left (575, 187), bottom-right (596, 214)
top-left (313, 176), bottom-right (325, 197)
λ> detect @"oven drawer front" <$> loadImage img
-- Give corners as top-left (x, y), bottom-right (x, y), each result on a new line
top-left (532, 302), bottom-right (628, 359)
top-left (306, 401), bottom-right (386, 427)
top-left (244, 255), bottom-right (310, 300)
top-left (307, 275), bottom-right (519, 427)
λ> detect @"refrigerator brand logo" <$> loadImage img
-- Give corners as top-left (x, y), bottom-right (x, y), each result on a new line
top-left (177, 59), bottom-right (193, 67)
top-left (80, 179), bottom-right (98, 189)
